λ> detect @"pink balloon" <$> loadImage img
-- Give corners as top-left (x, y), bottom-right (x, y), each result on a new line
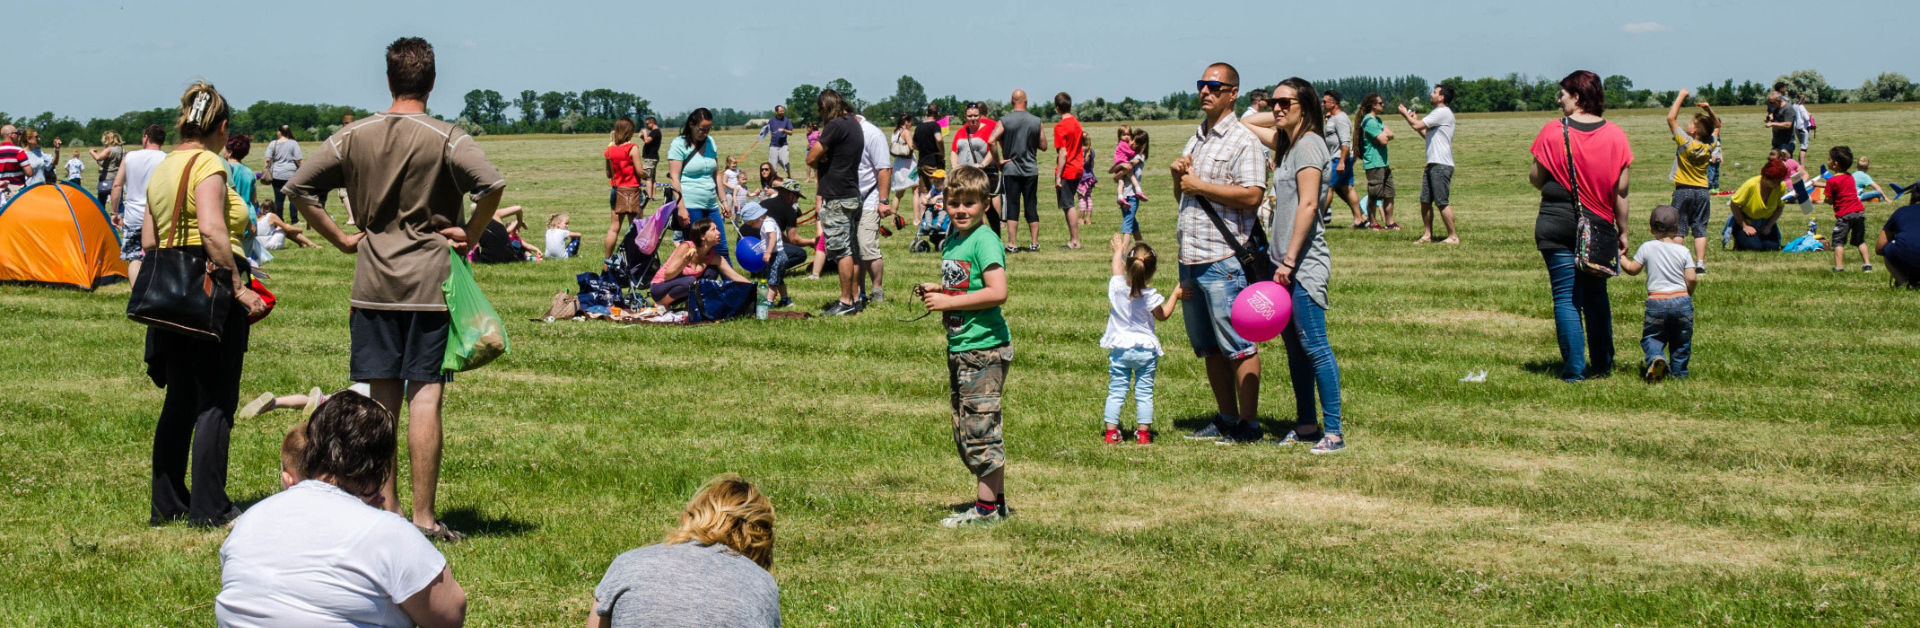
top-left (1230, 281), bottom-right (1293, 343)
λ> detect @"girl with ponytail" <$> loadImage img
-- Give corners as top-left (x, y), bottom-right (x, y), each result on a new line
top-left (1099, 234), bottom-right (1183, 445)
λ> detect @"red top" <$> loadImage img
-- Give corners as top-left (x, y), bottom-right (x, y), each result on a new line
top-left (951, 119), bottom-right (996, 153)
top-left (1528, 119), bottom-right (1634, 223)
top-left (605, 143), bottom-right (640, 188)
top-left (1828, 172), bottom-right (1864, 217)
top-left (1053, 117), bottom-right (1084, 180)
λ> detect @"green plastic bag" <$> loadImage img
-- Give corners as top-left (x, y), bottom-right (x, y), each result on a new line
top-left (442, 250), bottom-right (510, 372)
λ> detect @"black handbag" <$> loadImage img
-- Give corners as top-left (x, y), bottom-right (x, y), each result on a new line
top-left (1195, 195), bottom-right (1275, 282)
top-left (127, 152), bottom-right (235, 342)
top-left (1562, 119), bottom-right (1620, 278)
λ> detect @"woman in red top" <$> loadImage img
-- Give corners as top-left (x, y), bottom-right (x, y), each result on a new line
top-left (1527, 70), bottom-right (1634, 382)
top-left (603, 117), bottom-right (645, 261)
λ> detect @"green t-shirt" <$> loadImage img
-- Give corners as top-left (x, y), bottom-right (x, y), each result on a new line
top-left (940, 225), bottom-right (1010, 352)
top-left (1359, 115), bottom-right (1389, 170)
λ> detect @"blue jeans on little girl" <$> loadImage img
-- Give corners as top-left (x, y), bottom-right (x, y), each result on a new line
top-left (1103, 347), bottom-right (1157, 426)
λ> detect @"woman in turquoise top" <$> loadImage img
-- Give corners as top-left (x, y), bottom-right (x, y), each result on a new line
top-left (669, 108), bottom-right (732, 256)
top-left (223, 134), bottom-right (267, 262)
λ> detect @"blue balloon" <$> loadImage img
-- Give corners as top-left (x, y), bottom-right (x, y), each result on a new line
top-left (735, 236), bottom-right (767, 272)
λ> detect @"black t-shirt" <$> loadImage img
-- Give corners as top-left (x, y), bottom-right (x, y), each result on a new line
top-left (641, 128), bottom-right (662, 159)
top-left (761, 196), bottom-right (799, 239)
top-left (1769, 107), bottom-right (1794, 147)
top-left (913, 120), bottom-right (946, 169)
top-left (475, 220), bottom-right (522, 264)
top-left (817, 117), bottom-right (864, 199)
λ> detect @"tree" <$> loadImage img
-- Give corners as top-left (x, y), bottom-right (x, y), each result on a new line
top-left (480, 90), bottom-right (508, 125)
top-left (1858, 72), bottom-right (1912, 102)
top-left (515, 90), bottom-right (538, 125)
top-left (537, 91), bottom-right (568, 121)
top-left (824, 78), bottom-right (860, 111)
top-left (1774, 69), bottom-right (1829, 103)
top-left (891, 75), bottom-right (927, 115)
top-left (785, 84), bottom-right (821, 124)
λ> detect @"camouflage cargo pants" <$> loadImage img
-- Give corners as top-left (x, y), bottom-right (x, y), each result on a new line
top-left (947, 344), bottom-right (1012, 478)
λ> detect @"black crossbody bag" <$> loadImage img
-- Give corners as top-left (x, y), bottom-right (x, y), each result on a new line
top-left (1562, 119), bottom-right (1620, 278)
top-left (1195, 196), bottom-right (1274, 281)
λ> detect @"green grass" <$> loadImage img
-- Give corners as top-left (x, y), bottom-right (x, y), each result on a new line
top-left (3, 103), bottom-right (1918, 627)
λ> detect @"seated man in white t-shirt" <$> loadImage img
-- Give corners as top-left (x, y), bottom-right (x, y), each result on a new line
top-left (216, 392), bottom-right (468, 628)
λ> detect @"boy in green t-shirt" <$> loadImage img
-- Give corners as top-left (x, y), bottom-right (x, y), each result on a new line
top-left (915, 165), bottom-right (1013, 528)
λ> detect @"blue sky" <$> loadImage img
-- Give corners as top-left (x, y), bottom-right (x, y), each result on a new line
top-left (11, 0), bottom-right (1916, 120)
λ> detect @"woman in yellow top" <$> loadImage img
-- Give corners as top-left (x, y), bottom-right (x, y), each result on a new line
top-left (1727, 158), bottom-right (1789, 252)
top-left (140, 81), bottom-right (268, 529)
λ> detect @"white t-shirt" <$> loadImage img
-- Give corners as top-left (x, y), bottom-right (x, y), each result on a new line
top-left (1100, 275), bottom-right (1165, 354)
top-left (1633, 240), bottom-right (1695, 294)
top-left (65, 157), bottom-right (84, 180)
top-left (757, 216), bottom-right (780, 243)
top-left (855, 116), bottom-right (891, 210)
top-left (1421, 106), bottom-right (1457, 166)
top-left (120, 149), bottom-right (168, 231)
top-left (217, 481), bottom-right (447, 628)
top-left (256, 215), bottom-right (287, 250)
top-left (546, 228), bottom-right (573, 259)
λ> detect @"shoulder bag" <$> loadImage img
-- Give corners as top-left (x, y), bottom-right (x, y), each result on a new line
top-left (1561, 119), bottom-right (1620, 278)
top-left (126, 152), bottom-right (236, 341)
top-left (1195, 195), bottom-right (1274, 282)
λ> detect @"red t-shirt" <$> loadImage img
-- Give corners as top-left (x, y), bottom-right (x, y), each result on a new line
top-left (1053, 116), bottom-right (1085, 181)
top-left (951, 119), bottom-right (996, 154)
top-left (1527, 119), bottom-right (1634, 223)
top-left (604, 143), bottom-right (640, 188)
top-left (1828, 172), bottom-right (1863, 217)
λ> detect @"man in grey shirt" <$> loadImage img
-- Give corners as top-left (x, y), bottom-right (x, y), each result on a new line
top-left (591, 542), bottom-right (781, 627)
top-left (990, 89), bottom-right (1047, 251)
top-left (1321, 90), bottom-right (1364, 227)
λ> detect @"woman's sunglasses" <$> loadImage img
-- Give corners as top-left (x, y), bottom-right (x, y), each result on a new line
top-left (1267, 97), bottom-right (1298, 110)
top-left (1196, 80), bottom-right (1238, 93)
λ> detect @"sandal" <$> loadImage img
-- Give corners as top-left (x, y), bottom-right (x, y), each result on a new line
top-left (416, 520), bottom-right (466, 542)
top-left (1347, 221), bottom-right (1370, 230)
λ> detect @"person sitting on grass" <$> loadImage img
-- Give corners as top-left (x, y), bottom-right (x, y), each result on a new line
top-left (254, 199), bottom-right (319, 250)
top-left (1619, 205), bottom-right (1697, 382)
top-left (1729, 159), bottom-right (1790, 252)
top-left (1101, 233), bottom-right (1181, 445)
top-left (1876, 196), bottom-right (1920, 288)
top-left (1825, 146), bottom-right (1874, 274)
top-left (217, 392), bottom-right (467, 628)
top-left (545, 213), bottom-right (582, 260)
top-left (636, 219), bottom-right (749, 318)
top-left (586, 474), bottom-right (779, 628)
top-left (745, 182), bottom-right (813, 307)
top-left (278, 420), bottom-right (309, 489)
top-left (913, 165), bottom-right (1013, 528)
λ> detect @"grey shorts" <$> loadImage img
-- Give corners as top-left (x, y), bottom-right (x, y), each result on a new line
top-left (1057, 178), bottom-right (1077, 210)
top-left (855, 196), bottom-right (883, 261)
top-left (1834, 213), bottom-right (1866, 247)
top-left (769, 145), bottom-right (790, 172)
top-left (121, 231), bottom-right (145, 261)
top-left (1672, 187), bottom-right (1712, 238)
top-left (820, 197), bottom-right (860, 258)
top-left (1420, 163), bottom-right (1453, 206)
top-left (1365, 167), bottom-right (1395, 201)
top-left (350, 309), bottom-right (453, 383)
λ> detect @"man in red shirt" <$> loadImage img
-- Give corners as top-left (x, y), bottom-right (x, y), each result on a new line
top-left (1051, 93), bottom-right (1084, 249)
top-left (0, 125), bottom-right (29, 202)
top-left (1825, 145), bottom-right (1872, 273)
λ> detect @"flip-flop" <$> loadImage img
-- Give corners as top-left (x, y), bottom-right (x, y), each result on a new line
top-left (238, 392), bottom-right (276, 420)
top-left (416, 520), bottom-right (466, 542)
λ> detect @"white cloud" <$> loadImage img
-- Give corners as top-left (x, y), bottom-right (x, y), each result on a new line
top-left (461, 39), bottom-right (479, 49)
top-left (1620, 21), bottom-right (1669, 34)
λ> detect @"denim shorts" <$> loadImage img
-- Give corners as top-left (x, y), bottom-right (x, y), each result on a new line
top-left (1178, 257), bottom-right (1256, 359)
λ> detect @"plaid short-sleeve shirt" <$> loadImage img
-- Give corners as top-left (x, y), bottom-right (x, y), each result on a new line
top-left (1176, 111), bottom-right (1268, 265)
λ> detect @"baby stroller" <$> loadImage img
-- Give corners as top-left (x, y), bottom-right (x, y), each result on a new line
top-left (907, 202), bottom-right (951, 253)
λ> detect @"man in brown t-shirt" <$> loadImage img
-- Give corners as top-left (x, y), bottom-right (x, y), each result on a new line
top-left (285, 37), bottom-right (505, 540)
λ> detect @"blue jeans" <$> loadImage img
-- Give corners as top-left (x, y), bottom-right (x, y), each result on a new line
top-left (1860, 189), bottom-right (1884, 202)
top-left (1103, 347), bottom-right (1158, 426)
top-left (1641, 296), bottom-right (1694, 376)
top-left (1281, 282), bottom-right (1342, 435)
top-left (1542, 249), bottom-right (1614, 381)
top-left (1179, 257), bottom-right (1256, 359)
top-left (678, 207), bottom-right (729, 258)
top-left (1120, 195), bottom-right (1140, 235)
top-left (1706, 162), bottom-right (1721, 190)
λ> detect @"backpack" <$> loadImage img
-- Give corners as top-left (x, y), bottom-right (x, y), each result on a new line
top-left (687, 279), bottom-right (756, 322)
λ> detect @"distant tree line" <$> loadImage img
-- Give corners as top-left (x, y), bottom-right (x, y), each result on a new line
top-left (9, 69), bottom-right (1917, 146)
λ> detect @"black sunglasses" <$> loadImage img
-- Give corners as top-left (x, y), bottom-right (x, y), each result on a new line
top-left (1267, 96), bottom-right (1298, 110)
top-left (1196, 80), bottom-right (1238, 93)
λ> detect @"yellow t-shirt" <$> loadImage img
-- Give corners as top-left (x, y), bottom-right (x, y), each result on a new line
top-left (1729, 176), bottom-right (1784, 222)
top-left (1668, 127), bottom-right (1712, 188)
top-left (145, 149), bottom-right (248, 248)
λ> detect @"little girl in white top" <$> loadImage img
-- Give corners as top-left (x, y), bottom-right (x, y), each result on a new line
top-left (1101, 234), bottom-right (1182, 444)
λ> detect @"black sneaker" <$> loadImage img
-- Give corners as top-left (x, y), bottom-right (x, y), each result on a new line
top-left (822, 301), bottom-right (861, 317)
top-left (1185, 417), bottom-right (1230, 440)
top-left (1215, 420), bottom-right (1265, 445)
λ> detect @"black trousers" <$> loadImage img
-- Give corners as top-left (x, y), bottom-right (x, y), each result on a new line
top-left (270, 180), bottom-right (294, 223)
top-left (146, 304), bottom-right (250, 525)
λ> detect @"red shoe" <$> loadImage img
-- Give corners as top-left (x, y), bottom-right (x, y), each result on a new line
top-left (1134, 428), bottom-right (1153, 444)
top-left (1104, 426), bottom-right (1122, 444)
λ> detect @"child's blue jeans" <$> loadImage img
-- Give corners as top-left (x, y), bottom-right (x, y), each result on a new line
top-left (1103, 347), bottom-right (1157, 426)
top-left (1641, 296), bottom-right (1694, 376)
top-left (1120, 195), bottom-right (1140, 235)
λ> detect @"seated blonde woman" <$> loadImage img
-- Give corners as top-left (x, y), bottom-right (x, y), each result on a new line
top-left (587, 474), bottom-right (778, 628)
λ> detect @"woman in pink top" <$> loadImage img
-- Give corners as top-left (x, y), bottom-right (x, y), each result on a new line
top-left (639, 219), bottom-right (749, 316)
top-left (1527, 70), bottom-right (1634, 382)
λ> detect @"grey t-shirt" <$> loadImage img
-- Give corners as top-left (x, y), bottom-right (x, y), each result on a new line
top-left (267, 139), bottom-right (304, 181)
top-left (997, 110), bottom-right (1043, 177)
top-left (1323, 114), bottom-right (1353, 160)
top-left (594, 542), bottom-right (780, 628)
top-left (1268, 137), bottom-right (1333, 308)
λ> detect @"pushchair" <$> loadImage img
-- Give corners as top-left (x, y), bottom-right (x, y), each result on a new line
top-left (580, 201), bottom-right (672, 314)
top-left (907, 202), bottom-right (951, 253)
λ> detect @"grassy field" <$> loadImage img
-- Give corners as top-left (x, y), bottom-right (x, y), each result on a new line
top-left (3, 102), bottom-right (1918, 627)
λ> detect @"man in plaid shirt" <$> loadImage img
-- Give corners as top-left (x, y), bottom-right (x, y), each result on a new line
top-left (1171, 62), bottom-right (1270, 445)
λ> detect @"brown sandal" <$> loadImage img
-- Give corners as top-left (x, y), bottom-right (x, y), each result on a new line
top-left (416, 520), bottom-right (466, 542)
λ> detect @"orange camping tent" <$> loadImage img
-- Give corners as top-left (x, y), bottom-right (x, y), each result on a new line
top-left (0, 181), bottom-right (128, 290)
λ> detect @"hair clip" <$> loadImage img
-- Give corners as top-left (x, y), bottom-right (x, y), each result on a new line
top-left (189, 92), bottom-right (212, 125)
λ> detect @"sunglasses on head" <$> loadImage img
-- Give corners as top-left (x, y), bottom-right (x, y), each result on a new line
top-left (1196, 80), bottom-right (1238, 93)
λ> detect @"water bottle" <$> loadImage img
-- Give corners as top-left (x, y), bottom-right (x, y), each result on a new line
top-left (755, 280), bottom-right (769, 320)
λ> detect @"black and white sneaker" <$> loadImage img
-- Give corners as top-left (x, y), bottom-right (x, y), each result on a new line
top-left (1215, 420), bottom-right (1265, 445)
top-left (1186, 417), bottom-right (1230, 440)
top-left (822, 301), bottom-right (861, 317)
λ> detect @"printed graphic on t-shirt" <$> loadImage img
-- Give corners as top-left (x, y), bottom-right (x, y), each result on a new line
top-left (941, 259), bottom-right (971, 332)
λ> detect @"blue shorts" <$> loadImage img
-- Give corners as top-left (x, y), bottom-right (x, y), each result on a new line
top-left (1178, 257), bottom-right (1257, 360)
top-left (1328, 157), bottom-right (1354, 188)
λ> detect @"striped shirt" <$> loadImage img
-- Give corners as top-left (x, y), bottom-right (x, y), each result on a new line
top-left (1176, 111), bottom-right (1268, 265)
top-left (0, 142), bottom-right (28, 190)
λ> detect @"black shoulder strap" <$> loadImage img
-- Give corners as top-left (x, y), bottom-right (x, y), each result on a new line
top-left (1194, 195), bottom-right (1255, 259)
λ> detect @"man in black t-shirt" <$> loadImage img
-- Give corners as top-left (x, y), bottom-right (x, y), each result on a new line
top-left (807, 89), bottom-right (868, 316)
top-left (913, 103), bottom-right (946, 216)
top-left (756, 180), bottom-right (812, 305)
top-left (641, 117), bottom-right (666, 203)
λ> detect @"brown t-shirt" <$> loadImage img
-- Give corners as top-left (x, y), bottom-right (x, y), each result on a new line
top-left (283, 112), bottom-right (505, 311)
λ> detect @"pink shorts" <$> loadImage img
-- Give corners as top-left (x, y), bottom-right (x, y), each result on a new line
top-left (815, 233), bottom-right (825, 252)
